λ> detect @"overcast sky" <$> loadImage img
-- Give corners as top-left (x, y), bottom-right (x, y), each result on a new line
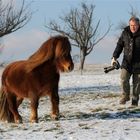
top-left (0, 0), bottom-right (140, 64)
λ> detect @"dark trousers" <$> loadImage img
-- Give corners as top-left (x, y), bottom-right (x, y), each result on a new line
top-left (121, 68), bottom-right (140, 101)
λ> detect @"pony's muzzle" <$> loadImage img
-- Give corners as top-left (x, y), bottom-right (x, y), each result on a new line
top-left (68, 63), bottom-right (74, 72)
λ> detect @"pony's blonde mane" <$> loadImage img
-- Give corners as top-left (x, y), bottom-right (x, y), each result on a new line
top-left (25, 35), bottom-right (70, 73)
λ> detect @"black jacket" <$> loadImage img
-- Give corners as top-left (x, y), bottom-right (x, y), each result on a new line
top-left (113, 26), bottom-right (140, 73)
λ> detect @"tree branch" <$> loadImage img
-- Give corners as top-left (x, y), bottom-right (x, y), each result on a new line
top-left (0, 0), bottom-right (32, 37)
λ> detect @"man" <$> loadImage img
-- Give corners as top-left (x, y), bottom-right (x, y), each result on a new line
top-left (111, 16), bottom-right (140, 106)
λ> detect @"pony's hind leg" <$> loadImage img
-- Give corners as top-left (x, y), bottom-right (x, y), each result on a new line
top-left (16, 97), bottom-right (23, 108)
top-left (6, 93), bottom-right (22, 123)
top-left (30, 97), bottom-right (39, 123)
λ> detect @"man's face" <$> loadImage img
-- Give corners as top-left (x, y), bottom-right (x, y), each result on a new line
top-left (129, 20), bottom-right (139, 33)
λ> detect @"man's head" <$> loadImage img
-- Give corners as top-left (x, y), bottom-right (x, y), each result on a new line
top-left (129, 17), bottom-right (140, 33)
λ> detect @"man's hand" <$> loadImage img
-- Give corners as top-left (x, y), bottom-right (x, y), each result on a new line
top-left (111, 57), bottom-right (117, 66)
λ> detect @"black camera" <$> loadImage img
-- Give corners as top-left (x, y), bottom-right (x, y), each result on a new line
top-left (104, 60), bottom-right (120, 73)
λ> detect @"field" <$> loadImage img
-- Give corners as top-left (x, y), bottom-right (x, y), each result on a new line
top-left (0, 64), bottom-right (140, 140)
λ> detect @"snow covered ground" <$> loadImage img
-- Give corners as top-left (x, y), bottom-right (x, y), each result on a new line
top-left (0, 64), bottom-right (140, 140)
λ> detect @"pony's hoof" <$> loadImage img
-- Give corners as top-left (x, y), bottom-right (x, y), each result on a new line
top-left (51, 114), bottom-right (59, 120)
top-left (15, 119), bottom-right (22, 124)
top-left (30, 119), bottom-right (38, 123)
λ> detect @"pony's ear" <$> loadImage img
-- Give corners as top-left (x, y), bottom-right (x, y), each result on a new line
top-left (25, 38), bottom-right (55, 73)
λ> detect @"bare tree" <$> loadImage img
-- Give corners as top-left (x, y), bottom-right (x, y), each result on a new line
top-left (0, 42), bottom-right (6, 67)
top-left (0, 44), bottom-right (4, 54)
top-left (0, 0), bottom-right (32, 37)
top-left (45, 2), bottom-right (111, 70)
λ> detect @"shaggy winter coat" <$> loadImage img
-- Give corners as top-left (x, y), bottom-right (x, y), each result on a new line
top-left (113, 26), bottom-right (140, 73)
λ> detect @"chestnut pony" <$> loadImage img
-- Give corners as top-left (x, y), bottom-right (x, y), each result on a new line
top-left (0, 35), bottom-right (74, 123)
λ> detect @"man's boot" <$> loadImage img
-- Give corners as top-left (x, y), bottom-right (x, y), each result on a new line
top-left (120, 95), bottom-right (130, 104)
top-left (131, 97), bottom-right (139, 106)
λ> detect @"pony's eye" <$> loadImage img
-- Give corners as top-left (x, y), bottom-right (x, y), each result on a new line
top-left (64, 53), bottom-right (69, 58)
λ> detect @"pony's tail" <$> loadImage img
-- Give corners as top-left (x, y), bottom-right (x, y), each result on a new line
top-left (0, 88), bottom-right (14, 122)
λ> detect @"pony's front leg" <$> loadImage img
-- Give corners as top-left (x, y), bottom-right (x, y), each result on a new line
top-left (30, 97), bottom-right (39, 123)
top-left (50, 91), bottom-right (59, 120)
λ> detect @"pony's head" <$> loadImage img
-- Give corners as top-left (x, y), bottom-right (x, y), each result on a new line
top-left (54, 36), bottom-right (74, 72)
top-left (25, 35), bottom-right (74, 73)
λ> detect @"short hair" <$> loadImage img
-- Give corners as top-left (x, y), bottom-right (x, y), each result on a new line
top-left (129, 16), bottom-right (140, 24)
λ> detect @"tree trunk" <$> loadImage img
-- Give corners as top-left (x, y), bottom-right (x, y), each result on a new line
top-left (79, 48), bottom-right (86, 74)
